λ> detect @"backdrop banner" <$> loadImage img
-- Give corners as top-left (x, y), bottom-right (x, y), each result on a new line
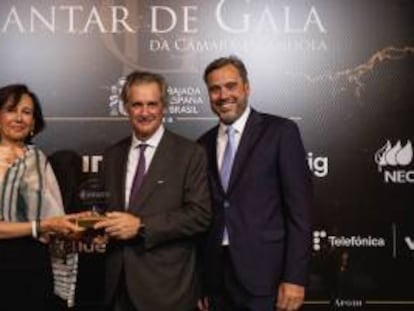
top-left (0, 1), bottom-right (413, 310)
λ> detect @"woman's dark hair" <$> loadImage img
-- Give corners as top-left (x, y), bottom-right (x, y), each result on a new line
top-left (0, 84), bottom-right (45, 143)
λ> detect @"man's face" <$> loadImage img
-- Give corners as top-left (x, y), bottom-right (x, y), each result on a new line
top-left (125, 82), bottom-right (164, 140)
top-left (206, 64), bottom-right (250, 125)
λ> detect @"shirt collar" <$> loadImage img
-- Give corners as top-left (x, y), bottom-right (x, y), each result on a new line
top-left (131, 125), bottom-right (165, 149)
top-left (218, 105), bottom-right (251, 136)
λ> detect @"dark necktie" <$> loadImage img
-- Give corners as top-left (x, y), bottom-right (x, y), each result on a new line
top-left (128, 143), bottom-right (148, 208)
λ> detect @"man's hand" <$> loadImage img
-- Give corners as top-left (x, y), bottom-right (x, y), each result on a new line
top-left (94, 212), bottom-right (141, 240)
top-left (276, 282), bottom-right (305, 311)
top-left (197, 297), bottom-right (209, 311)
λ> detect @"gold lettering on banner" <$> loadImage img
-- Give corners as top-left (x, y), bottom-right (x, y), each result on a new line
top-left (215, 0), bottom-right (327, 34)
top-left (0, 5), bottom-right (135, 34)
top-left (2, 6), bottom-right (24, 32)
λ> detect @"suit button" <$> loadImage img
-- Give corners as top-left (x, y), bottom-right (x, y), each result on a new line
top-left (223, 201), bottom-right (230, 208)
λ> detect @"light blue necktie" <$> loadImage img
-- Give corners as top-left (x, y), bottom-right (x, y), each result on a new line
top-left (220, 126), bottom-right (236, 245)
top-left (220, 126), bottom-right (236, 191)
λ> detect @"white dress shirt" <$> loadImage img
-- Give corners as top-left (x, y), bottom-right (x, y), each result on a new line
top-left (217, 106), bottom-right (251, 170)
top-left (125, 125), bottom-right (165, 208)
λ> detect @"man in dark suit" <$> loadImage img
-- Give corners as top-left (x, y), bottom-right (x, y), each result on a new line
top-left (198, 56), bottom-right (312, 311)
top-left (95, 71), bottom-right (211, 311)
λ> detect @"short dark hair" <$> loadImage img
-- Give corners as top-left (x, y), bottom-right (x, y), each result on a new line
top-left (0, 84), bottom-right (45, 143)
top-left (121, 71), bottom-right (168, 106)
top-left (203, 55), bottom-right (249, 84)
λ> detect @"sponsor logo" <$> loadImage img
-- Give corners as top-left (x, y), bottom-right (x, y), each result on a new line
top-left (307, 152), bottom-right (328, 177)
top-left (375, 140), bottom-right (413, 171)
top-left (78, 177), bottom-right (108, 207)
top-left (333, 299), bottom-right (364, 308)
top-left (52, 237), bottom-right (106, 254)
top-left (108, 77), bottom-right (203, 121)
top-left (313, 230), bottom-right (386, 251)
top-left (313, 230), bottom-right (327, 251)
top-left (109, 77), bottom-right (127, 116)
top-left (374, 140), bottom-right (414, 183)
top-left (82, 155), bottom-right (103, 173)
top-left (404, 236), bottom-right (414, 250)
top-left (168, 86), bottom-right (204, 115)
top-left (390, 224), bottom-right (414, 258)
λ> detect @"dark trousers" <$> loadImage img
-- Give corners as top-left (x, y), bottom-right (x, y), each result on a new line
top-left (209, 247), bottom-right (275, 311)
top-left (0, 269), bottom-right (53, 311)
top-left (108, 269), bottom-right (138, 311)
top-left (0, 238), bottom-right (54, 311)
top-left (109, 271), bottom-right (198, 311)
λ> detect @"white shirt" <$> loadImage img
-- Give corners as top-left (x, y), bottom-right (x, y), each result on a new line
top-left (216, 106), bottom-right (251, 170)
top-left (124, 125), bottom-right (165, 208)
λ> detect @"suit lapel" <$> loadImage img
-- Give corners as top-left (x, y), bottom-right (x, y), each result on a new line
top-left (227, 110), bottom-right (265, 193)
top-left (205, 126), bottom-right (225, 195)
top-left (128, 130), bottom-right (173, 212)
top-left (113, 138), bottom-right (131, 211)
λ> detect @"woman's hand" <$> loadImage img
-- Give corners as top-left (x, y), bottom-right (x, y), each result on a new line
top-left (41, 216), bottom-right (81, 236)
top-left (41, 211), bottom-right (98, 240)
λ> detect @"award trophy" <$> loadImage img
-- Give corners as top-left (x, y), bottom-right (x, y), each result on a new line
top-left (70, 210), bottom-right (108, 244)
top-left (73, 214), bottom-right (107, 229)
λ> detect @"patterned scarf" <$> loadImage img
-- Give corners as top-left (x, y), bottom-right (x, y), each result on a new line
top-left (0, 145), bottom-right (63, 221)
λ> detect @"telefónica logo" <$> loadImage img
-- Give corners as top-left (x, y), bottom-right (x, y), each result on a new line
top-left (313, 230), bottom-right (327, 251)
top-left (312, 230), bottom-right (386, 251)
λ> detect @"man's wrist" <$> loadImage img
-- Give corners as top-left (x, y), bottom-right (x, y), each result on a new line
top-left (137, 223), bottom-right (146, 238)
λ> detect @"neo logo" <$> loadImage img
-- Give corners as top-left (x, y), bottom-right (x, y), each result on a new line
top-left (375, 140), bottom-right (413, 172)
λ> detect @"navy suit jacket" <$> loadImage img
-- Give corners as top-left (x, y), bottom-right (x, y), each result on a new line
top-left (198, 109), bottom-right (313, 296)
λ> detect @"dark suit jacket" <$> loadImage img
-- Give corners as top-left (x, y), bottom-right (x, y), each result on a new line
top-left (198, 109), bottom-right (313, 296)
top-left (103, 129), bottom-right (211, 311)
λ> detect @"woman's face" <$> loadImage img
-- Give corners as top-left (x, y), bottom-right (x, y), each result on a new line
top-left (0, 94), bottom-right (35, 144)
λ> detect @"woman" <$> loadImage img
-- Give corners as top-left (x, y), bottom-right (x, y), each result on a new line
top-left (0, 84), bottom-right (79, 310)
